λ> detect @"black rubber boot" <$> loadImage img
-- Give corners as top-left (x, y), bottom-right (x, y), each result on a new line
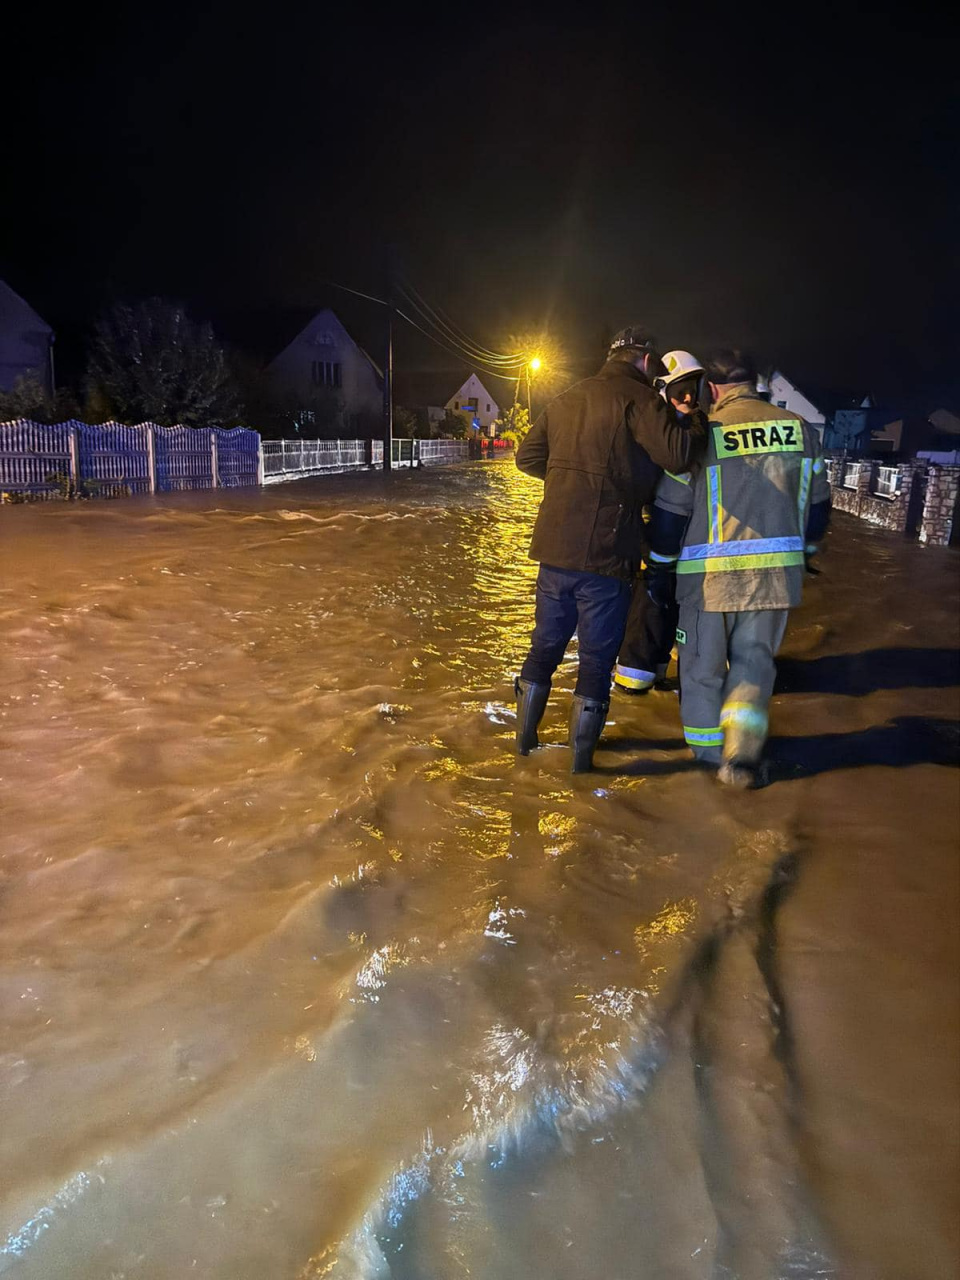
top-left (515, 678), bottom-right (550, 755)
top-left (569, 695), bottom-right (608, 773)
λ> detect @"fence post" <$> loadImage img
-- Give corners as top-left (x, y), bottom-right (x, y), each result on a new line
top-left (919, 465), bottom-right (960, 547)
top-left (256, 435), bottom-right (265, 487)
top-left (855, 460), bottom-right (873, 516)
top-left (210, 430), bottom-right (219, 489)
top-left (68, 425), bottom-right (79, 498)
top-left (146, 425), bottom-right (157, 494)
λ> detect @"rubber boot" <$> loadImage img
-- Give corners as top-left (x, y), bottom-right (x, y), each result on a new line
top-left (717, 759), bottom-right (765, 789)
top-left (515, 677), bottom-right (549, 755)
top-left (569, 695), bottom-right (608, 774)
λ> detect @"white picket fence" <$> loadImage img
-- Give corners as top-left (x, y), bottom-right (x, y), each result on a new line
top-left (261, 437), bottom-right (469, 484)
top-left (0, 420), bottom-right (260, 499)
top-left (2, 422), bottom-right (474, 500)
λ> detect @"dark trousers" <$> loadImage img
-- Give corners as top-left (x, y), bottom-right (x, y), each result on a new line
top-left (520, 564), bottom-right (631, 702)
top-left (615, 575), bottom-right (679, 687)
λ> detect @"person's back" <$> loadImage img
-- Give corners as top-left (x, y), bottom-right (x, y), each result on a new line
top-left (514, 326), bottom-right (700, 772)
top-left (672, 385), bottom-right (822, 611)
top-left (649, 348), bottom-right (830, 786)
top-left (518, 354), bottom-right (693, 581)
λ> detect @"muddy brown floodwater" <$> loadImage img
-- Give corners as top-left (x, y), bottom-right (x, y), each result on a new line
top-left (1, 461), bottom-right (958, 1280)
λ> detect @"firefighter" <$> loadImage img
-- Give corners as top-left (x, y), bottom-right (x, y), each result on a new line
top-left (614, 350), bottom-right (706, 695)
top-left (514, 326), bottom-right (702, 773)
top-left (647, 348), bottom-right (830, 787)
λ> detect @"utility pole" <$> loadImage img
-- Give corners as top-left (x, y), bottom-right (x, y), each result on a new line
top-left (382, 263), bottom-right (394, 472)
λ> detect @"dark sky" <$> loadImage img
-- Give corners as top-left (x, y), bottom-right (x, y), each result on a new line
top-left (5, 3), bottom-right (958, 411)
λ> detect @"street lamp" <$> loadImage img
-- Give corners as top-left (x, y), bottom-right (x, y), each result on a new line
top-left (524, 354), bottom-right (544, 411)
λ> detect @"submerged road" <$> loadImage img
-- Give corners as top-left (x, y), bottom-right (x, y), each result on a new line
top-left (1, 461), bottom-right (958, 1279)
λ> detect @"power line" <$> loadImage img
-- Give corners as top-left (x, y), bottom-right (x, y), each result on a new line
top-left (329, 277), bottom-right (530, 382)
top-left (396, 279), bottom-right (527, 366)
top-left (329, 281), bottom-right (389, 308)
top-left (393, 308), bottom-right (529, 384)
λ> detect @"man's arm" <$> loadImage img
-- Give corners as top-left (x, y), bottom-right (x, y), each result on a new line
top-left (515, 411), bottom-right (549, 479)
top-left (626, 394), bottom-right (704, 474)
top-left (648, 470), bottom-right (695, 563)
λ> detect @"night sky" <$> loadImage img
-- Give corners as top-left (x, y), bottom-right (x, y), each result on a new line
top-left (5, 4), bottom-right (958, 412)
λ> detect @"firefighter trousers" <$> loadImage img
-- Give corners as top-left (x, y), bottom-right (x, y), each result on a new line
top-left (676, 605), bottom-right (789, 765)
top-left (614, 575), bottom-right (678, 691)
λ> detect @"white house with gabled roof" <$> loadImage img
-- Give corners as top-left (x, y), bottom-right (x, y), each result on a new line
top-left (767, 371), bottom-right (826, 441)
top-left (445, 373), bottom-right (499, 431)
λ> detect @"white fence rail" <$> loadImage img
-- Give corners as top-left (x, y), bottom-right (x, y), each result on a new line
top-left (262, 437), bottom-right (470, 484)
top-left (1, 419), bottom-right (260, 499)
top-left (417, 440), bottom-right (471, 465)
top-left (842, 461), bottom-right (867, 490)
top-left (2, 424), bottom-right (474, 499)
top-left (261, 439), bottom-right (368, 483)
top-left (874, 465), bottom-right (901, 499)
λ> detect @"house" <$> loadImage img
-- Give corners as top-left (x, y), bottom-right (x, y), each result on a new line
top-left (766, 371), bottom-right (826, 442)
top-left (825, 396), bottom-right (907, 453)
top-left (444, 373), bottom-right (499, 433)
top-left (267, 308), bottom-right (382, 433)
top-left (0, 279), bottom-right (55, 394)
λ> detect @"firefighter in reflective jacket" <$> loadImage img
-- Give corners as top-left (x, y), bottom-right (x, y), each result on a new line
top-left (614, 349), bottom-right (706, 694)
top-left (647, 348), bottom-right (830, 787)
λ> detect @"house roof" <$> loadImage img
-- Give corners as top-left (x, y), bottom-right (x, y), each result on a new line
top-left (0, 279), bottom-right (53, 336)
top-left (266, 307), bottom-right (382, 380)
top-left (394, 369), bottom-right (468, 409)
top-left (445, 371), bottom-right (499, 407)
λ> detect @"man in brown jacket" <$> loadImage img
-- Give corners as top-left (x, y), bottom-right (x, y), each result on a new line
top-left (514, 325), bottom-right (701, 772)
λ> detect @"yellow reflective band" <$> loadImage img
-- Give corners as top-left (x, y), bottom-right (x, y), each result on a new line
top-left (798, 456), bottom-right (812, 524)
top-left (664, 470), bottom-right (691, 485)
top-left (721, 702), bottom-right (768, 734)
top-left (684, 725), bottom-right (724, 746)
top-left (713, 420), bottom-right (804, 457)
top-left (614, 672), bottom-right (655, 690)
top-left (707, 465), bottom-right (723, 544)
top-left (812, 457), bottom-right (825, 474)
top-left (677, 551), bottom-right (805, 574)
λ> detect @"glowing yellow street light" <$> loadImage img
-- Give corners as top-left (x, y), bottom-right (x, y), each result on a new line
top-left (528, 356), bottom-right (542, 372)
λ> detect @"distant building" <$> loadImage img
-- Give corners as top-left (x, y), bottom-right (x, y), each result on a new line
top-left (826, 396), bottom-right (905, 453)
top-left (0, 279), bottom-right (54, 394)
top-left (444, 373), bottom-right (499, 433)
top-left (766, 371), bottom-right (826, 441)
top-left (267, 308), bottom-right (382, 433)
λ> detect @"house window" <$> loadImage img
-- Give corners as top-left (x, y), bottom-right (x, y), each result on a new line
top-left (777, 400), bottom-right (787, 408)
top-left (486, 403), bottom-right (491, 412)
top-left (311, 361), bottom-right (342, 389)
top-left (454, 401), bottom-right (460, 409)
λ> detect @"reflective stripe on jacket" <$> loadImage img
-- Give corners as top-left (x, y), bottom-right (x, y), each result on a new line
top-left (652, 386), bottom-right (829, 611)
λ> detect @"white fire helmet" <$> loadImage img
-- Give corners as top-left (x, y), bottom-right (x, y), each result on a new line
top-left (657, 350), bottom-right (705, 397)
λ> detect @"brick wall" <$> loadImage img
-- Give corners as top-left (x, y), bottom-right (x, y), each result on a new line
top-left (918, 465), bottom-right (960, 547)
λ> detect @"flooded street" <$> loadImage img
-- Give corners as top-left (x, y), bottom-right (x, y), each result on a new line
top-left (1, 460), bottom-right (958, 1279)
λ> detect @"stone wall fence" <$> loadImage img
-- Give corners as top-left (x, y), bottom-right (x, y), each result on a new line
top-left (824, 455), bottom-right (959, 546)
top-left (918, 465), bottom-right (960, 547)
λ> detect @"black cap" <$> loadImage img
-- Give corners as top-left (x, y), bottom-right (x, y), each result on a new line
top-left (608, 325), bottom-right (658, 356)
